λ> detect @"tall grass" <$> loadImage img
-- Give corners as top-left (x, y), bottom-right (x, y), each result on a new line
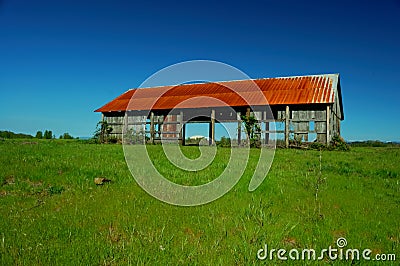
top-left (0, 140), bottom-right (399, 264)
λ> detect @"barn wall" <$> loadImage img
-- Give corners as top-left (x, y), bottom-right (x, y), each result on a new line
top-left (274, 105), bottom-right (330, 144)
top-left (104, 113), bottom-right (124, 139)
top-left (103, 111), bottom-right (183, 143)
top-left (331, 91), bottom-right (341, 138)
top-left (102, 103), bottom-right (341, 145)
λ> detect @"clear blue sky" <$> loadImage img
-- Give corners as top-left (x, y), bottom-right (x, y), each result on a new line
top-left (1, 0), bottom-right (399, 141)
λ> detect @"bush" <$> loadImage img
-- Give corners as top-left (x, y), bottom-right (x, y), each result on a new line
top-left (217, 137), bottom-right (231, 147)
top-left (250, 138), bottom-right (261, 148)
top-left (308, 136), bottom-right (349, 151)
top-left (329, 136), bottom-right (350, 151)
top-left (48, 185), bottom-right (64, 195)
top-left (309, 142), bottom-right (327, 150)
top-left (62, 133), bottom-right (74, 139)
top-left (108, 137), bottom-right (118, 144)
top-left (94, 121), bottom-right (113, 143)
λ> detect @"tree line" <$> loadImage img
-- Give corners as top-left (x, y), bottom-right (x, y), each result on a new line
top-left (35, 130), bottom-right (74, 139)
top-left (0, 131), bottom-right (34, 139)
top-left (0, 130), bottom-right (75, 139)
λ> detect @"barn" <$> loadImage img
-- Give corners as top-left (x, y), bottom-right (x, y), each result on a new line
top-left (94, 73), bottom-right (344, 147)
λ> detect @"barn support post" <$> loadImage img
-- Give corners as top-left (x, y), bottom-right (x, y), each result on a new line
top-left (264, 111), bottom-right (269, 145)
top-left (326, 105), bottom-right (330, 145)
top-left (123, 111), bottom-right (128, 141)
top-left (285, 105), bottom-right (290, 148)
top-left (245, 108), bottom-right (251, 145)
top-left (237, 112), bottom-right (241, 146)
top-left (264, 122), bottom-right (270, 145)
top-left (181, 123), bottom-right (186, 146)
top-left (159, 114), bottom-right (164, 140)
top-left (209, 109), bottom-right (215, 145)
top-left (263, 111), bottom-right (269, 145)
top-left (150, 112), bottom-right (155, 144)
top-left (179, 111), bottom-right (185, 145)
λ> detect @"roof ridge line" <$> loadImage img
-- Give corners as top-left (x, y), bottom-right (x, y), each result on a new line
top-left (126, 73), bottom-right (340, 91)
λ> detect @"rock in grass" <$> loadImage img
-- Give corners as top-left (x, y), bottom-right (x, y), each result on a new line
top-left (94, 177), bottom-right (111, 185)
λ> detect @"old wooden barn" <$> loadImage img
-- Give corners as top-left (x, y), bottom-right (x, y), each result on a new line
top-left (95, 73), bottom-right (344, 147)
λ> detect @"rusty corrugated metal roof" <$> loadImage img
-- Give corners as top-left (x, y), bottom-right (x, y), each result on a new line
top-left (95, 74), bottom-right (341, 114)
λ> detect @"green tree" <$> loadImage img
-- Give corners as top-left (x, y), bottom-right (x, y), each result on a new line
top-left (35, 131), bottom-right (43, 139)
top-left (94, 121), bottom-right (113, 143)
top-left (241, 115), bottom-right (261, 148)
top-left (62, 132), bottom-right (73, 139)
top-left (44, 130), bottom-right (53, 139)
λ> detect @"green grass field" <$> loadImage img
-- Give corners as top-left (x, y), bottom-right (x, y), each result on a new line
top-left (0, 140), bottom-right (399, 265)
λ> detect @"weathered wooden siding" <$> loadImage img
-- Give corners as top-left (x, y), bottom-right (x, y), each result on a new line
top-left (103, 103), bottom-right (341, 145)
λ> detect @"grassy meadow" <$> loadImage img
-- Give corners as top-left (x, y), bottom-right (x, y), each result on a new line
top-left (0, 139), bottom-right (399, 265)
